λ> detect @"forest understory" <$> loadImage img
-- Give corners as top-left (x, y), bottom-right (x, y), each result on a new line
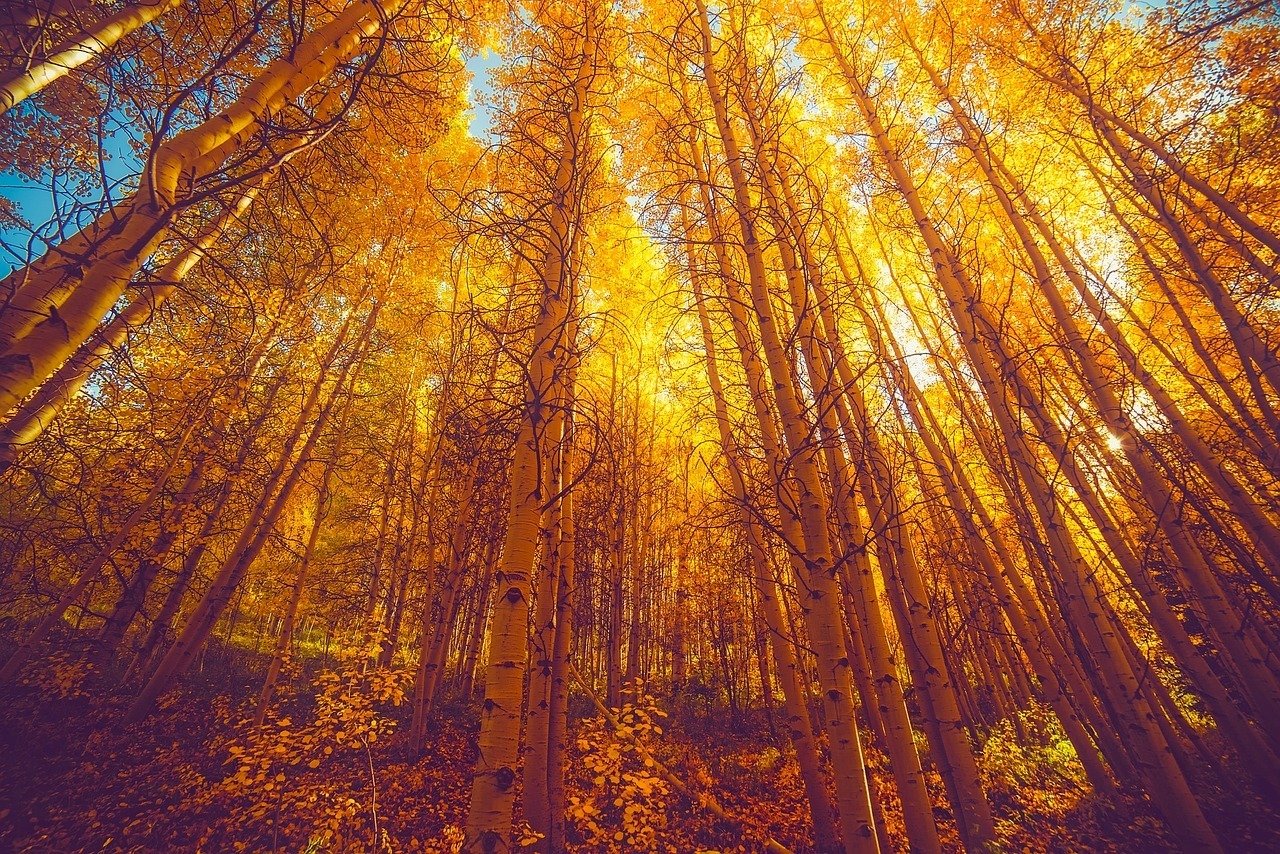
top-left (4, 0), bottom-right (1280, 851)
top-left (4, 636), bottom-right (1280, 853)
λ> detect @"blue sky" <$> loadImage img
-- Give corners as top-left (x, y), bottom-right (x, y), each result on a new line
top-left (465, 47), bottom-right (501, 141)
top-left (0, 112), bottom-right (139, 275)
top-left (0, 46), bottom-right (504, 276)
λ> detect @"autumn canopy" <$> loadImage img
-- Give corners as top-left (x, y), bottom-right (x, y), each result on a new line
top-left (1, 0), bottom-right (1279, 851)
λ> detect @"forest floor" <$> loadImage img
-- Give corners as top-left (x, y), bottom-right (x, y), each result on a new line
top-left (1, 642), bottom-right (1279, 853)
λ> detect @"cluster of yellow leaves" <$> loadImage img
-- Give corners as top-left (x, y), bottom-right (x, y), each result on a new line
top-left (978, 702), bottom-right (1094, 849)
top-left (432, 824), bottom-right (466, 852)
top-left (209, 662), bottom-right (412, 849)
top-left (304, 796), bottom-right (364, 852)
top-left (515, 820), bottom-right (545, 848)
top-left (979, 703), bottom-right (1087, 798)
top-left (20, 651), bottom-right (93, 700)
top-left (569, 680), bottom-right (672, 852)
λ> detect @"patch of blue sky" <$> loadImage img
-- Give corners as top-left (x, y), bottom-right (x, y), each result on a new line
top-left (0, 105), bottom-right (142, 277)
top-left (464, 47), bottom-right (502, 143)
top-left (1, 42), bottom-right (502, 276)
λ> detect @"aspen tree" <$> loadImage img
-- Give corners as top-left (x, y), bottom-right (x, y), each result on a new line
top-left (546, 360), bottom-right (578, 854)
top-left (0, 0), bottom-right (182, 113)
top-left (604, 354), bottom-right (625, 709)
top-left (461, 4), bottom-right (600, 847)
top-left (124, 302), bottom-right (378, 722)
top-left (690, 1), bottom-right (878, 847)
top-left (524, 351), bottom-right (568, 843)
top-left (0, 0), bottom-right (414, 416)
top-left (684, 205), bottom-right (841, 852)
top-left (814, 5), bottom-right (1224, 847)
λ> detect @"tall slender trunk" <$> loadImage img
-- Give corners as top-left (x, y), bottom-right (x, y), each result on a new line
top-left (692, 4), bottom-right (878, 847)
top-left (0, 397), bottom-right (209, 682)
top-left (461, 9), bottom-right (597, 847)
top-left (524, 368), bottom-right (568, 845)
top-left (546, 399), bottom-right (576, 853)
top-left (124, 304), bottom-right (376, 723)
top-left (0, 0), bottom-right (182, 114)
top-left (686, 215), bottom-right (841, 852)
top-left (253, 393), bottom-right (350, 727)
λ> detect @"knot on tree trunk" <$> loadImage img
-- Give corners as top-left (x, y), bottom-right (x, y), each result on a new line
top-left (494, 765), bottom-right (516, 792)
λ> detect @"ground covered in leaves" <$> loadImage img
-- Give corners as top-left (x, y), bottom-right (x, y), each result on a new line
top-left (1, 650), bottom-right (1278, 853)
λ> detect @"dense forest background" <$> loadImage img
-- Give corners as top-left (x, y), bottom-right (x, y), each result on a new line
top-left (2, 0), bottom-right (1280, 850)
